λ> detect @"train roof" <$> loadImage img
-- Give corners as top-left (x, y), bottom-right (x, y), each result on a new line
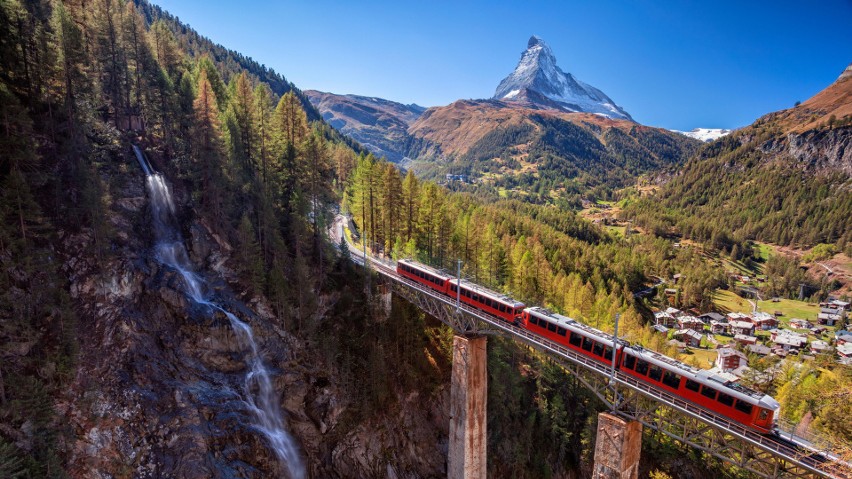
top-left (398, 258), bottom-right (453, 281)
top-left (625, 346), bottom-right (778, 409)
top-left (526, 307), bottom-right (630, 347)
top-left (526, 306), bottom-right (778, 410)
top-left (450, 278), bottom-right (525, 308)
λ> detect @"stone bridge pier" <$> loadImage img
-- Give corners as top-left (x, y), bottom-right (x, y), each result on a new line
top-left (592, 412), bottom-right (643, 479)
top-left (447, 334), bottom-right (487, 479)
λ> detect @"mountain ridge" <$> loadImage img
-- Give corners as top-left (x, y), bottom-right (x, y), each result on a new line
top-left (492, 36), bottom-right (632, 120)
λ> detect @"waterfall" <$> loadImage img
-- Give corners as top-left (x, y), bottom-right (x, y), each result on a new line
top-left (133, 146), bottom-right (305, 479)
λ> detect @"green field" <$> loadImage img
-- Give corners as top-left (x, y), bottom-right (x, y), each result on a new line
top-left (713, 289), bottom-right (753, 313)
top-left (754, 242), bottom-right (775, 262)
top-left (711, 289), bottom-right (831, 333)
top-left (605, 225), bottom-right (626, 238)
top-left (678, 348), bottom-right (717, 369)
top-left (756, 297), bottom-right (818, 322)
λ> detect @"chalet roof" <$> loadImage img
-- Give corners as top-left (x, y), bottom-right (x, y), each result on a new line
top-left (734, 334), bottom-right (757, 344)
top-left (730, 320), bottom-right (755, 330)
top-left (772, 333), bottom-right (807, 347)
top-left (675, 329), bottom-right (703, 341)
top-left (747, 344), bottom-right (772, 355)
top-left (699, 312), bottom-right (726, 322)
top-left (717, 347), bottom-right (747, 359)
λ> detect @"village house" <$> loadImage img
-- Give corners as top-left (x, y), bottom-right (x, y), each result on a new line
top-left (771, 330), bottom-right (807, 352)
top-left (715, 347), bottom-right (748, 372)
top-left (652, 324), bottom-right (669, 335)
top-left (810, 340), bottom-right (832, 355)
top-left (829, 299), bottom-right (850, 313)
top-left (730, 320), bottom-right (755, 336)
top-left (698, 312), bottom-right (726, 324)
top-left (751, 312), bottom-right (778, 330)
top-left (838, 342), bottom-right (852, 359)
top-left (811, 325), bottom-right (828, 336)
top-left (678, 316), bottom-right (705, 332)
top-left (727, 312), bottom-right (750, 323)
top-left (654, 311), bottom-right (677, 328)
top-left (747, 344), bottom-right (772, 356)
top-left (734, 334), bottom-right (758, 346)
top-left (836, 330), bottom-right (852, 344)
top-left (789, 318), bottom-right (811, 330)
top-left (818, 311), bottom-right (843, 326)
top-left (710, 320), bottom-right (730, 335)
top-left (673, 329), bottom-right (703, 348)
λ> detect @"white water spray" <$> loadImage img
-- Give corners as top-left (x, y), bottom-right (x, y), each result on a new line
top-left (133, 146), bottom-right (305, 478)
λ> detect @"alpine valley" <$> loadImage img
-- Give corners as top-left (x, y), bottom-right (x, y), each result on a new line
top-left (2, 1), bottom-right (852, 478)
top-left (309, 36), bottom-right (701, 206)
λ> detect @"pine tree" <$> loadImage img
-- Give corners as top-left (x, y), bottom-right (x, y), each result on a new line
top-left (192, 67), bottom-right (224, 222)
top-left (237, 214), bottom-right (264, 292)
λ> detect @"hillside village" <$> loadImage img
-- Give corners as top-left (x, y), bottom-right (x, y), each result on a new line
top-left (652, 299), bottom-right (851, 383)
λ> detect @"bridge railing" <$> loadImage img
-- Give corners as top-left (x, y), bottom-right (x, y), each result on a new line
top-left (339, 219), bottom-right (849, 478)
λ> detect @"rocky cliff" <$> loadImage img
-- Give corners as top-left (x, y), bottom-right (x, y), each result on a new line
top-left (54, 147), bottom-right (451, 478)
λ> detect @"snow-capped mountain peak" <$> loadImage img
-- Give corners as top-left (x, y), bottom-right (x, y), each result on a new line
top-left (671, 128), bottom-right (732, 142)
top-left (493, 36), bottom-right (632, 121)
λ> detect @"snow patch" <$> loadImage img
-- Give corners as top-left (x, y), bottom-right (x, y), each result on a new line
top-left (671, 128), bottom-right (732, 142)
top-left (502, 89), bottom-right (520, 99)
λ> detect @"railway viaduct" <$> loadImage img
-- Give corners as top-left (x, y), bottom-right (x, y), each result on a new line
top-left (334, 216), bottom-right (849, 479)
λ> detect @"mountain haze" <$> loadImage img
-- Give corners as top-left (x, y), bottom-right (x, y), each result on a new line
top-left (304, 90), bottom-right (424, 162)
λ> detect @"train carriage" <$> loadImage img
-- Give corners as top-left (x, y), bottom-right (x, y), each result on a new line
top-left (397, 259), bottom-right (452, 295)
top-left (619, 347), bottom-right (779, 433)
top-left (448, 279), bottom-right (525, 323)
top-left (396, 258), bottom-right (780, 434)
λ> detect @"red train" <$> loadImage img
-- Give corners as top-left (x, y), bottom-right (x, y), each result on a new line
top-left (397, 259), bottom-right (780, 434)
top-left (397, 259), bottom-right (526, 323)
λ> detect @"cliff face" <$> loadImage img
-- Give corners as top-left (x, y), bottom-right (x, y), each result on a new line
top-left (54, 149), bottom-right (450, 478)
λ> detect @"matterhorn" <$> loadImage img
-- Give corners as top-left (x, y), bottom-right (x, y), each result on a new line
top-left (493, 36), bottom-right (632, 120)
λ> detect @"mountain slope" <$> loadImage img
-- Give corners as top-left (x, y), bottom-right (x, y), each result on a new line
top-left (305, 90), bottom-right (424, 162)
top-left (625, 62), bottom-right (852, 248)
top-left (493, 36), bottom-right (632, 120)
top-left (407, 99), bottom-right (698, 205)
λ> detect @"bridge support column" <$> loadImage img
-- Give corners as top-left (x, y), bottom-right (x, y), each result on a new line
top-left (592, 412), bottom-right (642, 479)
top-left (448, 334), bottom-right (487, 479)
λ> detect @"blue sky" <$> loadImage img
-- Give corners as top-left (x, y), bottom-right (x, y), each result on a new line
top-left (156, 0), bottom-right (852, 130)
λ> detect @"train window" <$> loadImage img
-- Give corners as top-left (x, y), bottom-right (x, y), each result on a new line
top-left (759, 409), bottom-right (770, 421)
top-left (569, 333), bottom-right (582, 347)
top-left (499, 304), bottom-right (506, 313)
top-left (623, 355), bottom-right (636, 370)
top-left (472, 294), bottom-right (479, 302)
top-left (557, 327), bottom-right (567, 337)
top-left (662, 371), bottom-right (680, 389)
top-left (685, 379), bottom-right (700, 392)
top-left (734, 400), bottom-right (753, 415)
top-left (603, 346), bottom-right (613, 360)
top-left (439, 280), bottom-right (445, 287)
top-left (635, 360), bottom-right (649, 375)
top-left (582, 337), bottom-right (594, 352)
top-left (548, 322), bottom-right (557, 333)
top-left (592, 342), bottom-right (604, 356)
top-left (717, 392), bottom-right (734, 407)
top-left (529, 316), bottom-right (538, 326)
top-left (648, 366), bottom-right (662, 382)
top-left (700, 386), bottom-right (717, 400)
top-left (450, 284), bottom-right (456, 292)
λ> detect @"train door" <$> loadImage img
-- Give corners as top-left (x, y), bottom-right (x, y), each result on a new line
top-left (753, 407), bottom-right (774, 431)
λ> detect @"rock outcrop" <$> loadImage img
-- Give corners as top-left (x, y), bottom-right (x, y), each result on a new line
top-left (56, 149), bottom-right (450, 478)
